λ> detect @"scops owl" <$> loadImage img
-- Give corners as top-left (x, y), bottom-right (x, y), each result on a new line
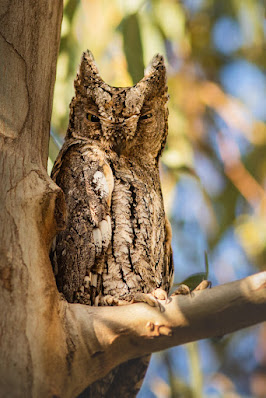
top-left (50, 50), bottom-right (174, 397)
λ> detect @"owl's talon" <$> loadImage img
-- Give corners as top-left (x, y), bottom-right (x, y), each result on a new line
top-left (99, 295), bottom-right (136, 306)
top-left (99, 292), bottom-right (165, 310)
top-left (133, 292), bottom-right (156, 307)
top-left (132, 292), bottom-right (165, 312)
top-left (151, 288), bottom-right (168, 301)
top-left (193, 280), bottom-right (212, 291)
top-left (171, 280), bottom-right (211, 297)
top-left (100, 295), bottom-right (120, 306)
top-left (171, 284), bottom-right (191, 296)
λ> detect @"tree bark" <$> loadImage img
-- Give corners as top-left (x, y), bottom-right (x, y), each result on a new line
top-left (0, 1), bottom-right (65, 397)
top-left (0, 1), bottom-right (266, 398)
top-left (62, 271), bottom-right (266, 396)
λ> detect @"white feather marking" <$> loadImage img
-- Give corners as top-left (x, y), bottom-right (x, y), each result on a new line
top-left (93, 171), bottom-right (109, 198)
top-left (84, 275), bottom-right (90, 288)
top-left (99, 219), bottom-right (110, 248)
top-left (106, 215), bottom-right (112, 234)
top-left (93, 227), bottom-right (102, 254)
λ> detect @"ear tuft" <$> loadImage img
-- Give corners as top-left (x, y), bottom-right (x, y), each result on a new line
top-left (144, 54), bottom-right (165, 77)
top-left (137, 53), bottom-right (167, 99)
top-left (80, 50), bottom-right (98, 72)
top-left (75, 50), bottom-right (103, 94)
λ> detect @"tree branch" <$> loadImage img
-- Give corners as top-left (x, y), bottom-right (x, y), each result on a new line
top-left (61, 271), bottom-right (266, 397)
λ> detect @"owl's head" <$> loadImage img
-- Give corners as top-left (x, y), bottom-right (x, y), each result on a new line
top-left (67, 50), bottom-right (168, 162)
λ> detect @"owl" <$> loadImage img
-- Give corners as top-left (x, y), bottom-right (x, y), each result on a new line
top-left (50, 50), bottom-right (173, 397)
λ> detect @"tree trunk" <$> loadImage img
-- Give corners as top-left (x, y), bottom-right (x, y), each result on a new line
top-left (0, 1), bottom-right (65, 396)
top-left (1, 1), bottom-right (266, 398)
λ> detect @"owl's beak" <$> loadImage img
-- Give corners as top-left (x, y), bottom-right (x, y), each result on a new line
top-left (102, 115), bottom-right (138, 152)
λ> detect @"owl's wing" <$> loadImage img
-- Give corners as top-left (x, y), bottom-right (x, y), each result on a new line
top-left (50, 140), bottom-right (114, 304)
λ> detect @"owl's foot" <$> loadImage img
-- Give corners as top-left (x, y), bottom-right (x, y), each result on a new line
top-left (99, 288), bottom-right (168, 311)
top-left (132, 288), bottom-right (168, 311)
top-left (171, 284), bottom-right (191, 296)
top-left (150, 287), bottom-right (168, 301)
top-left (193, 280), bottom-right (212, 291)
top-left (171, 280), bottom-right (211, 297)
top-left (99, 295), bottom-right (129, 306)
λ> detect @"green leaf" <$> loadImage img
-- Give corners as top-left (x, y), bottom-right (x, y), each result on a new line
top-left (173, 253), bottom-right (211, 291)
top-left (119, 13), bottom-right (145, 84)
top-left (173, 272), bottom-right (208, 291)
top-left (64, 0), bottom-right (80, 23)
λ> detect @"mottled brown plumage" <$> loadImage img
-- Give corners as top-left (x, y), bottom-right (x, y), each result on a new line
top-left (50, 50), bottom-right (173, 397)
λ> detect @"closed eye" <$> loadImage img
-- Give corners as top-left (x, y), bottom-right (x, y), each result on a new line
top-left (87, 113), bottom-right (100, 122)
top-left (139, 113), bottom-right (153, 120)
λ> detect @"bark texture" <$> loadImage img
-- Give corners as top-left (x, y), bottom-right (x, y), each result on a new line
top-left (0, 2), bottom-right (266, 398)
top-left (0, 1), bottom-right (65, 397)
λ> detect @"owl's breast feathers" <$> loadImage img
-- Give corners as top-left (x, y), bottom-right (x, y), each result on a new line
top-left (104, 155), bottom-right (173, 298)
top-left (50, 139), bottom-right (173, 305)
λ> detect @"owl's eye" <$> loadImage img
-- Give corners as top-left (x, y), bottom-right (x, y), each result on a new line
top-left (139, 113), bottom-right (153, 120)
top-left (87, 113), bottom-right (100, 122)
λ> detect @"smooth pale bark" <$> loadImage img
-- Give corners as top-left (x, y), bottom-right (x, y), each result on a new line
top-left (62, 272), bottom-right (266, 396)
top-left (0, 1), bottom-right (266, 398)
top-left (0, 1), bottom-right (65, 397)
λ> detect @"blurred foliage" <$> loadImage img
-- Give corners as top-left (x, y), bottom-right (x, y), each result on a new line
top-left (118, 12), bottom-right (145, 84)
top-left (50, 0), bottom-right (266, 397)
